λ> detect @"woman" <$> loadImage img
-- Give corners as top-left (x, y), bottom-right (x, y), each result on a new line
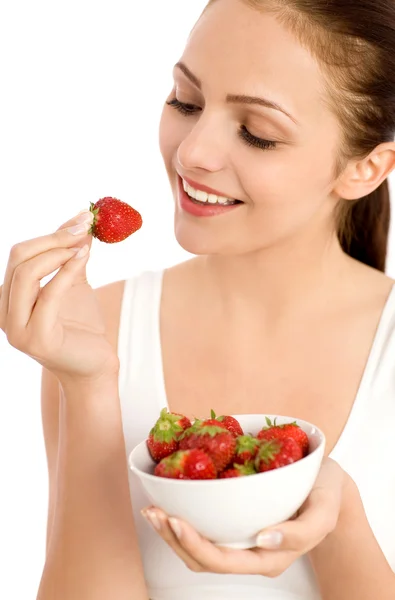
top-left (1, 0), bottom-right (395, 598)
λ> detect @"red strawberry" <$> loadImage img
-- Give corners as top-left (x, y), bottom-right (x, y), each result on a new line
top-left (220, 462), bottom-right (256, 478)
top-left (200, 418), bottom-right (227, 430)
top-left (147, 408), bottom-right (192, 462)
top-left (255, 437), bottom-right (303, 473)
top-left (206, 409), bottom-right (244, 438)
top-left (257, 417), bottom-right (309, 456)
top-left (234, 435), bottom-right (261, 465)
top-left (154, 449), bottom-right (217, 480)
top-left (89, 197), bottom-right (142, 243)
top-left (179, 424), bottom-right (236, 472)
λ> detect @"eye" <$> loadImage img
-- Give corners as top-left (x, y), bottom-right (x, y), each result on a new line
top-left (238, 125), bottom-right (277, 151)
top-left (166, 98), bottom-right (201, 116)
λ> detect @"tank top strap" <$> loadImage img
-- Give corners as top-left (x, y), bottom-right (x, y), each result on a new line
top-left (118, 269), bottom-right (166, 449)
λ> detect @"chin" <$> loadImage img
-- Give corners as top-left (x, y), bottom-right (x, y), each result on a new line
top-left (174, 221), bottom-right (221, 255)
top-left (173, 218), bottom-right (258, 256)
top-left (172, 200), bottom-right (289, 257)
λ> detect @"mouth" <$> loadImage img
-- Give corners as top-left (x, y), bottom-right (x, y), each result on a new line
top-left (181, 176), bottom-right (243, 207)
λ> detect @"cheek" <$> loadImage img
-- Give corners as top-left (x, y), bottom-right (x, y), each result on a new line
top-left (246, 145), bottom-right (335, 208)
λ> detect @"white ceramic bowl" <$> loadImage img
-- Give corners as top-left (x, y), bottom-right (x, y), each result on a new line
top-left (128, 414), bottom-right (326, 549)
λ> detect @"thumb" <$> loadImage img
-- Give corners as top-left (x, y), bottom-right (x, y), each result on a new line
top-left (57, 209), bottom-right (94, 283)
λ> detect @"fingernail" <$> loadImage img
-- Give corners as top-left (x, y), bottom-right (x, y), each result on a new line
top-left (168, 518), bottom-right (182, 539)
top-left (144, 510), bottom-right (161, 531)
top-left (76, 211), bottom-right (94, 224)
top-left (73, 244), bottom-right (89, 259)
top-left (256, 530), bottom-right (283, 549)
top-left (66, 223), bottom-right (91, 235)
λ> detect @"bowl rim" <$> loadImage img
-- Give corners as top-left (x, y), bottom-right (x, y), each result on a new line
top-left (128, 414), bottom-right (326, 486)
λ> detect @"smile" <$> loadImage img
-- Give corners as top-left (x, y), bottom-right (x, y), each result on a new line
top-left (182, 179), bottom-right (242, 206)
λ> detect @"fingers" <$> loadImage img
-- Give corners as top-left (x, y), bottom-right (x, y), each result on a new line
top-left (31, 245), bottom-right (90, 341)
top-left (56, 209), bottom-right (93, 232)
top-left (143, 459), bottom-right (346, 579)
top-left (0, 210), bottom-right (93, 331)
top-left (170, 518), bottom-right (278, 575)
top-left (141, 509), bottom-right (203, 573)
top-left (256, 459), bottom-right (345, 554)
top-left (6, 246), bottom-right (88, 339)
top-left (142, 508), bottom-right (279, 576)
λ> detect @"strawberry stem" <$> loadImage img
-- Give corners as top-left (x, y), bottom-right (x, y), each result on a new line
top-left (88, 201), bottom-right (100, 234)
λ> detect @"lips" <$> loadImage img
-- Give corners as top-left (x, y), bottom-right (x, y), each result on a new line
top-left (182, 175), bottom-right (241, 201)
top-left (177, 175), bottom-right (243, 218)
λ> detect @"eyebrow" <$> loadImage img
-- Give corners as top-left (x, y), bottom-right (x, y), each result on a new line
top-left (175, 61), bottom-right (299, 126)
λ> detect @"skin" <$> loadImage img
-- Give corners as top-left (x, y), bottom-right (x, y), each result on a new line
top-left (1, 0), bottom-right (395, 597)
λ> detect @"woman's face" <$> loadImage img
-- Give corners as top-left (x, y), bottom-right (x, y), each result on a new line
top-left (159, 0), bottom-right (343, 256)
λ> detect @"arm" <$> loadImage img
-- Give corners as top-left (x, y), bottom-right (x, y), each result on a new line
top-left (0, 212), bottom-right (148, 599)
top-left (41, 367), bottom-right (61, 554)
top-left (41, 280), bottom-right (125, 554)
top-left (309, 474), bottom-right (395, 600)
top-left (38, 374), bottom-right (149, 600)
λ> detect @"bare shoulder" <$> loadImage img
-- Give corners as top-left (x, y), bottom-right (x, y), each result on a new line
top-left (354, 260), bottom-right (394, 296)
top-left (346, 258), bottom-right (395, 319)
top-left (93, 279), bottom-right (126, 354)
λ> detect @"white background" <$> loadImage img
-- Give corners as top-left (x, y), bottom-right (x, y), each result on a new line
top-left (0, 2), bottom-right (394, 597)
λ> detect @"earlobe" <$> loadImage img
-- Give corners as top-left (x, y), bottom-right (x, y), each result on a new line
top-left (333, 142), bottom-right (395, 201)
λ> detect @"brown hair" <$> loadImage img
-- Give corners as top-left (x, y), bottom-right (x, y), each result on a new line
top-left (206, 0), bottom-right (395, 271)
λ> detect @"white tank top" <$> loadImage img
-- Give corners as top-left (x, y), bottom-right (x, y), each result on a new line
top-left (118, 270), bottom-right (395, 600)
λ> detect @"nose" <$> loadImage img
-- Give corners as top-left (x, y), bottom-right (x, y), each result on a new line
top-left (177, 114), bottom-right (228, 174)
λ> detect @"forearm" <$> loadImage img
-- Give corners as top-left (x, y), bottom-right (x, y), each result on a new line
top-left (309, 475), bottom-right (395, 600)
top-left (37, 375), bottom-right (149, 600)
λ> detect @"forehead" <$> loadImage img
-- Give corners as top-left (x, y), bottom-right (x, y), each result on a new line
top-left (181, 0), bottom-right (328, 124)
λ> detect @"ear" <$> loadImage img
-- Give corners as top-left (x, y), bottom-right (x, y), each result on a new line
top-left (333, 141), bottom-right (395, 200)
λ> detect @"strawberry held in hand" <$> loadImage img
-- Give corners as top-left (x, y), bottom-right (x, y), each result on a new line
top-left (147, 408), bottom-right (192, 463)
top-left (257, 417), bottom-right (310, 456)
top-left (179, 424), bottom-right (236, 472)
top-left (89, 197), bottom-right (142, 243)
top-left (154, 449), bottom-right (217, 480)
top-left (255, 437), bottom-right (303, 473)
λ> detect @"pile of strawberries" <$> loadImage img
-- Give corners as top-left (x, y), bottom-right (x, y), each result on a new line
top-left (147, 409), bottom-right (310, 480)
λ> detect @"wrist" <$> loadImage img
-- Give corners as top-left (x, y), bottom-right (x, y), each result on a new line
top-left (59, 368), bottom-right (120, 400)
top-left (58, 369), bottom-right (124, 450)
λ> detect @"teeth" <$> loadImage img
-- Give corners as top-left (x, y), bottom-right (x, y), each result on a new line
top-left (196, 189), bottom-right (208, 202)
top-left (182, 179), bottom-right (237, 205)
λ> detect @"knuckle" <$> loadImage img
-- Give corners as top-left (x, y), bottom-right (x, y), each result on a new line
top-left (51, 231), bottom-right (64, 244)
top-left (10, 242), bottom-right (26, 263)
top-left (261, 562), bottom-right (286, 578)
top-left (187, 563), bottom-right (203, 573)
top-left (5, 326), bottom-right (24, 350)
top-left (12, 262), bottom-right (30, 282)
top-left (258, 555), bottom-right (290, 578)
top-left (265, 566), bottom-right (284, 578)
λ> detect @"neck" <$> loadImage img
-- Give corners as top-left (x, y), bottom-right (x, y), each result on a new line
top-left (202, 231), bottom-right (354, 320)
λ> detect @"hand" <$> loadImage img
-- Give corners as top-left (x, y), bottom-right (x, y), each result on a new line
top-left (141, 457), bottom-right (348, 577)
top-left (0, 210), bottom-right (119, 384)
